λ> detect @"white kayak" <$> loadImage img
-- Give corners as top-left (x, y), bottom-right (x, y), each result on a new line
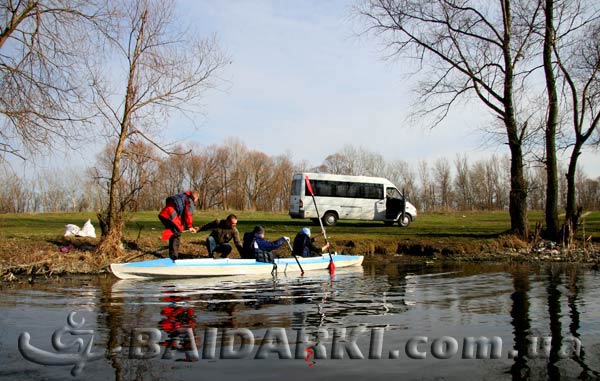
top-left (110, 254), bottom-right (364, 280)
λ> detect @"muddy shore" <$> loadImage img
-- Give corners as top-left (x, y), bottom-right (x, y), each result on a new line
top-left (2, 234), bottom-right (598, 283)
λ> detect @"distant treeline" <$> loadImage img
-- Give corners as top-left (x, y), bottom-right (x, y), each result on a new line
top-left (1, 142), bottom-right (599, 214)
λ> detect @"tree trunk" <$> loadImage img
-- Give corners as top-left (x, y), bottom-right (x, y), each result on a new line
top-left (543, 0), bottom-right (560, 241)
top-left (95, 129), bottom-right (127, 258)
top-left (96, 70), bottom-right (136, 258)
top-left (508, 141), bottom-right (529, 238)
top-left (565, 141), bottom-right (583, 231)
top-left (502, 1), bottom-right (529, 239)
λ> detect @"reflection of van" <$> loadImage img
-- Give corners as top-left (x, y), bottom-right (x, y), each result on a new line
top-left (289, 172), bottom-right (417, 227)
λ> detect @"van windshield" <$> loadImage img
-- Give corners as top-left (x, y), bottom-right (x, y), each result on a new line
top-left (386, 188), bottom-right (402, 199)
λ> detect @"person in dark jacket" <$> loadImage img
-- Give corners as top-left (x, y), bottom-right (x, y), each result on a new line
top-left (292, 227), bottom-right (330, 257)
top-left (158, 191), bottom-right (199, 261)
top-left (199, 214), bottom-right (243, 258)
top-left (242, 225), bottom-right (289, 262)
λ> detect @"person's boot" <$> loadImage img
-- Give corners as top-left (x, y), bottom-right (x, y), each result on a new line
top-left (169, 235), bottom-right (179, 261)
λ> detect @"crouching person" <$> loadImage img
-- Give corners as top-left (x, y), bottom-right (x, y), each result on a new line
top-left (198, 214), bottom-right (243, 258)
top-left (242, 226), bottom-right (289, 263)
top-left (292, 227), bottom-right (329, 257)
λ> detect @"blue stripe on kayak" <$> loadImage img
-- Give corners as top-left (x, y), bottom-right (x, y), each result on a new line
top-left (122, 256), bottom-right (361, 268)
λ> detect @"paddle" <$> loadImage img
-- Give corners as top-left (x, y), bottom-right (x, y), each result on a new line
top-left (304, 175), bottom-right (335, 274)
top-left (285, 239), bottom-right (304, 275)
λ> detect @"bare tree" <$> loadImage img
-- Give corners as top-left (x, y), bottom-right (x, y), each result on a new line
top-left (150, 146), bottom-right (189, 210)
top-left (577, 176), bottom-right (600, 211)
top-left (418, 159), bottom-right (435, 211)
top-left (434, 158), bottom-right (452, 210)
top-left (202, 145), bottom-right (231, 210)
top-left (92, 0), bottom-right (226, 257)
top-left (0, 0), bottom-right (111, 159)
top-left (542, 0), bottom-right (561, 239)
top-left (469, 161), bottom-right (488, 210)
top-left (526, 164), bottom-right (547, 210)
top-left (213, 145), bottom-right (235, 210)
top-left (322, 152), bottom-right (354, 174)
top-left (227, 138), bottom-right (251, 210)
top-left (0, 164), bottom-right (29, 212)
top-left (384, 159), bottom-right (416, 201)
top-left (265, 153), bottom-right (295, 212)
top-left (321, 145), bottom-right (387, 176)
top-left (550, 0), bottom-right (600, 232)
top-left (185, 146), bottom-right (219, 210)
top-left (120, 141), bottom-right (159, 212)
top-left (454, 154), bottom-right (472, 210)
top-left (359, 0), bottom-right (547, 237)
top-left (238, 151), bottom-right (273, 210)
top-left (281, 154), bottom-right (298, 210)
top-left (90, 141), bottom-right (158, 216)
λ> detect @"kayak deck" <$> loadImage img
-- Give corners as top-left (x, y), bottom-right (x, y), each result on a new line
top-left (110, 254), bottom-right (364, 280)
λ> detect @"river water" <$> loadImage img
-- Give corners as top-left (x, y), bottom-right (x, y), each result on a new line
top-left (1, 260), bottom-right (599, 380)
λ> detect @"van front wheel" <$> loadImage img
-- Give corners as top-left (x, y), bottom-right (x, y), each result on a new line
top-left (322, 212), bottom-right (338, 226)
top-left (398, 214), bottom-right (412, 227)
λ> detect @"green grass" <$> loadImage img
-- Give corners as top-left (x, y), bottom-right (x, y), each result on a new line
top-left (1, 210), bottom-right (598, 275)
top-left (2, 209), bottom-right (598, 243)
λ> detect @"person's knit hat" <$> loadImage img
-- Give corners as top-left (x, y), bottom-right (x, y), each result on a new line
top-left (253, 225), bottom-right (265, 234)
top-left (301, 227), bottom-right (311, 237)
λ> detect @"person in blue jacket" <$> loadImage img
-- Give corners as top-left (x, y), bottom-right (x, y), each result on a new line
top-left (242, 226), bottom-right (289, 262)
top-left (292, 227), bottom-right (330, 257)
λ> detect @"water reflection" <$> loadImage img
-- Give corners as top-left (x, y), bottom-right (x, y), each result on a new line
top-left (510, 266), bottom-right (531, 379)
top-left (159, 293), bottom-right (197, 361)
top-left (565, 266), bottom-right (600, 379)
top-left (2, 262), bottom-right (600, 379)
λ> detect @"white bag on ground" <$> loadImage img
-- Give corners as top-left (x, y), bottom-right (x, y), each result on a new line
top-left (78, 219), bottom-right (97, 238)
top-left (64, 224), bottom-right (80, 237)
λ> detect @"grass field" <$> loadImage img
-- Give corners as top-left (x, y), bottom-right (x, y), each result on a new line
top-left (1, 209), bottom-right (599, 279)
top-left (1, 209), bottom-right (598, 254)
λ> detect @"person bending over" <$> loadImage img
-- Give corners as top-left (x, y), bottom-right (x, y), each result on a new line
top-left (242, 225), bottom-right (289, 262)
top-left (292, 227), bottom-right (329, 258)
top-left (199, 214), bottom-right (243, 258)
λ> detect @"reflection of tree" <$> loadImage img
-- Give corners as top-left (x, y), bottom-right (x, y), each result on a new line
top-left (546, 265), bottom-right (562, 379)
top-left (98, 276), bottom-right (124, 380)
top-left (510, 267), bottom-right (531, 379)
top-left (567, 267), bottom-right (600, 378)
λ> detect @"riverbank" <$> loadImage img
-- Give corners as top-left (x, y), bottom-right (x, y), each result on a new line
top-left (1, 210), bottom-right (599, 282)
top-left (1, 232), bottom-right (598, 283)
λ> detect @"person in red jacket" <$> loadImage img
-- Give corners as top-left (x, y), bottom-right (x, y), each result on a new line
top-left (158, 191), bottom-right (199, 260)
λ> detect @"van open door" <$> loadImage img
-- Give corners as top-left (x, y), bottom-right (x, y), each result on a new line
top-left (385, 187), bottom-right (405, 221)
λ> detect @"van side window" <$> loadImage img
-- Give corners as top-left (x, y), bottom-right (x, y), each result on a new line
top-left (363, 183), bottom-right (383, 199)
top-left (308, 180), bottom-right (382, 199)
top-left (311, 180), bottom-right (334, 197)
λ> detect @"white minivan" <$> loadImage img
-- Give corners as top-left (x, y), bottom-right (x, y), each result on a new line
top-left (289, 172), bottom-right (417, 227)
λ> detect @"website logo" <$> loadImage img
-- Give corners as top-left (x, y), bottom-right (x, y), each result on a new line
top-left (18, 311), bottom-right (105, 376)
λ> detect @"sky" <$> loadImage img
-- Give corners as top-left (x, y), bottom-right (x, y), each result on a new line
top-left (6, 0), bottom-right (600, 179)
top-left (173, 0), bottom-right (599, 177)
top-left (177, 0), bottom-right (493, 165)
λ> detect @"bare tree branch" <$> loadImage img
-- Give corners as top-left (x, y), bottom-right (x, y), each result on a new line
top-left (92, 0), bottom-right (227, 256)
top-left (0, 0), bottom-right (113, 160)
